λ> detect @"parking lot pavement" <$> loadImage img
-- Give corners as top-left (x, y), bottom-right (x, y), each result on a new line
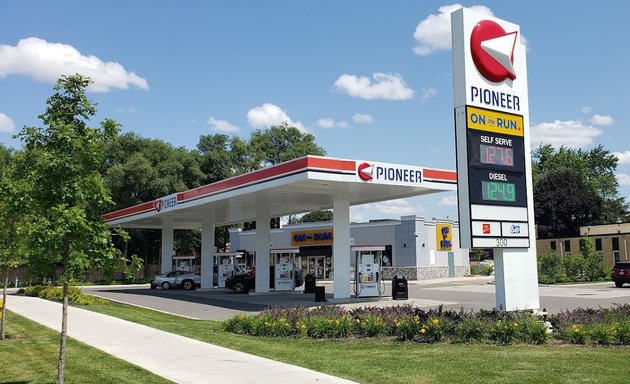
top-left (83, 277), bottom-right (630, 319)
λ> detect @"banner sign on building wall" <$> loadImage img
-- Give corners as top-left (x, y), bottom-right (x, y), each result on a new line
top-left (291, 229), bottom-right (334, 246)
top-left (436, 223), bottom-right (453, 251)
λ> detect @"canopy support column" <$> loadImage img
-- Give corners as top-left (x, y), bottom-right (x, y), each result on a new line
top-left (200, 215), bottom-right (215, 289)
top-left (333, 190), bottom-right (351, 299)
top-left (160, 217), bottom-right (174, 274)
top-left (255, 204), bottom-right (270, 293)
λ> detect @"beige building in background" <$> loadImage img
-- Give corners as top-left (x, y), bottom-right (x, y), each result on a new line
top-left (536, 223), bottom-right (630, 267)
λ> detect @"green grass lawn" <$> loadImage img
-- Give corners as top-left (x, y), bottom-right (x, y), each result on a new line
top-left (0, 311), bottom-right (174, 384)
top-left (86, 302), bottom-right (630, 384)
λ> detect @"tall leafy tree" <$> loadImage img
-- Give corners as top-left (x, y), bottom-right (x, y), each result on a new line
top-left (17, 74), bottom-right (127, 383)
top-left (533, 144), bottom-right (629, 238)
top-left (0, 150), bottom-right (30, 339)
top-left (298, 210), bottom-right (333, 223)
top-left (249, 122), bottom-right (326, 167)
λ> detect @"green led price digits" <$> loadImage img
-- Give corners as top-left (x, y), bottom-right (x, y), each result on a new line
top-left (482, 181), bottom-right (516, 202)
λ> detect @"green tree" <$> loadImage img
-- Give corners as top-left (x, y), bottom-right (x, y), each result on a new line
top-left (532, 144), bottom-right (628, 238)
top-left (0, 151), bottom-right (30, 339)
top-left (17, 74), bottom-right (129, 383)
top-left (249, 122), bottom-right (326, 167)
top-left (298, 210), bottom-right (333, 223)
top-left (534, 169), bottom-right (602, 238)
top-left (104, 133), bottom-right (204, 210)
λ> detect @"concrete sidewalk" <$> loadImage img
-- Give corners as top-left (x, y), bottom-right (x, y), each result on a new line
top-left (7, 295), bottom-right (356, 384)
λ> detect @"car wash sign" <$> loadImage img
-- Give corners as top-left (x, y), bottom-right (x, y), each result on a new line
top-left (452, 8), bottom-right (533, 249)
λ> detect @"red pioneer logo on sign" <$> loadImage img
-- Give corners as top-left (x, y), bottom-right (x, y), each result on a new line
top-left (357, 162), bottom-right (374, 181)
top-left (154, 199), bottom-right (163, 213)
top-left (482, 223), bottom-right (491, 234)
top-left (470, 20), bottom-right (517, 83)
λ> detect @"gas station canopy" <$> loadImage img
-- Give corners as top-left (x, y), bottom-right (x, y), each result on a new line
top-left (104, 156), bottom-right (457, 229)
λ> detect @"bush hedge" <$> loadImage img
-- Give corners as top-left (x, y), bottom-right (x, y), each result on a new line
top-left (223, 304), bottom-right (630, 346)
top-left (22, 285), bottom-right (109, 305)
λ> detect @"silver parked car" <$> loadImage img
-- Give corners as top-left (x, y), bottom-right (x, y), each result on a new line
top-left (151, 271), bottom-right (201, 290)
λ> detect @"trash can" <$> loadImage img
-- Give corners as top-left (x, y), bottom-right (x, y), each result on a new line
top-left (304, 273), bottom-right (316, 294)
top-left (314, 286), bottom-right (326, 302)
top-left (392, 274), bottom-right (408, 300)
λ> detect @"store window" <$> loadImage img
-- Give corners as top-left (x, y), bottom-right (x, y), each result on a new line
top-left (612, 237), bottom-right (620, 263)
top-left (595, 238), bottom-right (602, 252)
top-left (550, 241), bottom-right (556, 251)
top-left (382, 245), bottom-right (393, 267)
top-left (564, 240), bottom-right (571, 253)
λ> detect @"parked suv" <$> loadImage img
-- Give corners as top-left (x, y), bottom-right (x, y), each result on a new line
top-left (151, 270), bottom-right (201, 290)
top-left (612, 262), bottom-right (630, 288)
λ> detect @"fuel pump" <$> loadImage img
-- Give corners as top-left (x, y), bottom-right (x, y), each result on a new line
top-left (216, 252), bottom-right (240, 288)
top-left (271, 248), bottom-right (299, 291)
top-left (173, 255), bottom-right (195, 272)
top-left (352, 245), bottom-right (385, 297)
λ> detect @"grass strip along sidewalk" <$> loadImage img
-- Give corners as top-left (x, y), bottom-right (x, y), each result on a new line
top-left (85, 301), bottom-right (629, 384)
top-left (0, 310), bottom-right (174, 384)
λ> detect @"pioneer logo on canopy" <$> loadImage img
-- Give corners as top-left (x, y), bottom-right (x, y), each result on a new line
top-left (357, 162), bottom-right (374, 181)
top-left (470, 20), bottom-right (518, 83)
top-left (357, 162), bottom-right (422, 184)
top-left (154, 195), bottom-right (177, 213)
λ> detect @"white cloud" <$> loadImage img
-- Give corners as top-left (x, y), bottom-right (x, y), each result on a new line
top-left (317, 118), bottom-right (334, 128)
top-left (367, 199), bottom-right (419, 216)
top-left (530, 120), bottom-right (603, 149)
top-left (413, 4), bottom-right (493, 56)
top-left (317, 118), bottom-right (348, 129)
top-left (0, 113), bottom-right (15, 133)
top-left (616, 173), bottom-right (630, 186)
top-left (613, 151), bottom-right (630, 165)
top-left (420, 87), bottom-right (438, 103)
top-left (438, 195), bottom-right (458, 207)
top-left (0, 37), bottom-right (148, 92)
top-left (333, 72), bottom-right (414, 101)
top-left (246, 103), bottom-right (306, 132)
top-left (590, 114), bottom-right (614, 126)
top-left (117, 107), bottom-right (137, 114)
top-left (353, 113), bottom-right (374, 124)
top-left (207, 117), bottom-right (240, 132)
top-left (581, 106), bottom-right (592, 114)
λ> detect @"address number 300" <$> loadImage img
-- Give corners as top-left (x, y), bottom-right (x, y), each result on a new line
top-left (496, 238), bottom-right (509, 247)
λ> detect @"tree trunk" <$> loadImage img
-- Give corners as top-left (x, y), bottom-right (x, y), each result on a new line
top-left (56, 282), bottom-right (68, 384)
top-left (0, 271), bottom-right (7, 340)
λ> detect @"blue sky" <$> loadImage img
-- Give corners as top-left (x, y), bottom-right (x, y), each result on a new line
top-left (1, 1), bottom-right (629, 223)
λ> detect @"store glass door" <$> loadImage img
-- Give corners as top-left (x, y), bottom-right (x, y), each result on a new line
top-left (307, 256), bottom-right (332, 280)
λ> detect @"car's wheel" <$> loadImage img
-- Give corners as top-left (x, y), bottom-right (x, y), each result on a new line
top-left (182, 279), bottom-right (195, 290)
top-left (615, 281), bottom-right (624, 288)
top-left (161, 281), bottom-right (171, 290)
top-left (233, 282), bottom-right (248, 294)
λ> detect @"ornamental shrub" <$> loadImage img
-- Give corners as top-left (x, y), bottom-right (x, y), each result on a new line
top-left (307, 316), bottom-right (336, 338)
top-left (524, 318), bottom-right (549, 345)
top-left (564, 324), bottom-right (588, 344)
top-left (394, 316), bottom-right (420, 341)
top-left (490, 320), bottom-right (521, 345)
top-left (456, 317), bottom-right (489, 343)
top-left (613, 321), bottom-right (630, 345)
top-left (589, 324), bottom-right (615, 345)
top-left (358, 314), bottom-right (387, 337)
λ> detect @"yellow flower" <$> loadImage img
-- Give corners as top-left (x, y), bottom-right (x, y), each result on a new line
top-left (512, 322), bottom-right (518, 327)
top-left (420, 328), bottom-right (426, 334)
top-left (432, 319), bottom-right (440, 325)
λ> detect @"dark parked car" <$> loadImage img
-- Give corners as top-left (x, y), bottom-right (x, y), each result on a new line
top-left (612, 262), bottom-right (630, 287)
top-left (225, 267), bottom-right (304, 294)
